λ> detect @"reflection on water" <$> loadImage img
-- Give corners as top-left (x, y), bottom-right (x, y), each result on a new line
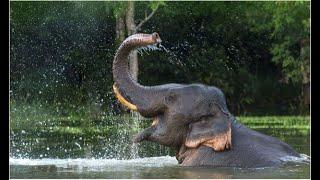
top-left (10, 156), bottom-right (310, 179)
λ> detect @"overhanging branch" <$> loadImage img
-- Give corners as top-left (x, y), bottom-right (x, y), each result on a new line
top-left (134, 6), bottom-right (159, 34)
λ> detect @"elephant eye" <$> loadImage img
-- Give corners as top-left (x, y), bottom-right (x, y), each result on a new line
top-left (165, 92), bottom-right (176, 104)
top-left (208, 102), bottom-right (217, 116)
top-left (167, 95), bottom-right (175, 102)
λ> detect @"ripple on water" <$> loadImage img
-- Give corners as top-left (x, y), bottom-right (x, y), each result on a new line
top-left (9, 155), bottom-right (310, 178)
top-left (10, 154), bottom-right (310, 167)
top-left (280, 154), bottom-right (310, 165)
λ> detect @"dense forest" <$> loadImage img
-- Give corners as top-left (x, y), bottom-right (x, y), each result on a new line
top-left (10, 1), bottom-right (310, 116)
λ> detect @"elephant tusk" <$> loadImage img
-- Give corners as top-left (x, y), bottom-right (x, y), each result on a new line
top-left (113, 84), bottom-right (137, 111)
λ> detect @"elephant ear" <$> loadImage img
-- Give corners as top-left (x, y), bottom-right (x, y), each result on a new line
top-left (185, 115), bottom-right (232, 151)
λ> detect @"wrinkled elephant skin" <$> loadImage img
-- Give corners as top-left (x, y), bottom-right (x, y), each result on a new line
top-left (112, 33), bottom-right (301, 168)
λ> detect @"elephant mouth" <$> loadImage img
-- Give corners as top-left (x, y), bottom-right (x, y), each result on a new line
top-left (133, 118), bottom-right (159, 143)
top-left (133, 130), bottom-right (150, 143)
top-left (113, 83), bottom-right (162, 143)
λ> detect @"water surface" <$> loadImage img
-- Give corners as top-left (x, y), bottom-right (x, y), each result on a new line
top-left (10, 116), bottom-right (310, 179)
top-left (10, 155), bottom-right (310, 179)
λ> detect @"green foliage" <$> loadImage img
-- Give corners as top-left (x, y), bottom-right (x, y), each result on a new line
top-left (238, 115), bottom-right (310, 130)
top-left (108, 1), bottom-right (128, 18)
top-left (149, 1), bottom-right (166, 11)
top-left (10, 1), bottom-right (310, 115)
top-left (248, 1), bottom-right (310, 84)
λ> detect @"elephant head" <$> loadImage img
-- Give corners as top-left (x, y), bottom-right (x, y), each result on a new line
top-left (112, 33), bottom-right (233, 158)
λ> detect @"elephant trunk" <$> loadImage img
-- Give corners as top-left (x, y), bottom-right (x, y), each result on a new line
top-left (112, 33), bottom-right (166, 117)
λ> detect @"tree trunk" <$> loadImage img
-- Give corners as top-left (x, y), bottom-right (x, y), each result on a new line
top-left (114, 7), bottom-right (127, 113)
top-left (115, 1), bottom-right (160, 82)
top-left (126, 1), bottom-right (139, 81)
top-left (115, 13), bottom-right (125, 45)
top-left (125, 1), bottom-right (136, 36)
top-left (128, 51), bottom-right (138, 81)
top-left (125, 1), bottom-right (140, 119)
top-left (300, 38), bottom-right (310, 109)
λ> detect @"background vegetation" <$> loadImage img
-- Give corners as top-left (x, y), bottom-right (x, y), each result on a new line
top-left (10, 1), bottom-right (310, 116)
top-left (10, 1), bottom-right (309, 115)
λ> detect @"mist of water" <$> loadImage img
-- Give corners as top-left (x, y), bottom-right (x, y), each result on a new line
top-left (136, 43), bottom-right (185, 67)
top-left (129, 111), bottom-right (140, 159)
top-left (9, 39), bottom-right (179, 161)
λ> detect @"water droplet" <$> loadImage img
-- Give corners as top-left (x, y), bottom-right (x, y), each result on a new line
top-left (75, 142), bottom-right (81, 149)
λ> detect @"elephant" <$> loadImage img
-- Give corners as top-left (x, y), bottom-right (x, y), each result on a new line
top-left (112, 33), bottom-right (302, 168)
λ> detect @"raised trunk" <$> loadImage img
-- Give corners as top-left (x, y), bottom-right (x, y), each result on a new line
top-left (112, 34), bottom-right (166, 117)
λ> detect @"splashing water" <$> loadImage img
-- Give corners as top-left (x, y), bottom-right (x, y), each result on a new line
top-left (136, 44), bottom-right (161, 55)
top-left (9, 156), bottom-right (177, 171)
top-left (136, 43), bottom-right (185, 67)
top-left (158, 44), bottom-right (170, 53)
top-left (129, 111), bottom-right (140, 159)
top-left (280, 154), bottom-right (310, 165)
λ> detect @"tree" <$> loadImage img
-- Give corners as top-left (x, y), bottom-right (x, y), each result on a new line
top-left (10, 1), bottom-right (309, 115)
top-left (248, 1), bottom-right (310, 109)
top-left (111, 1), bottom-right (164, 81)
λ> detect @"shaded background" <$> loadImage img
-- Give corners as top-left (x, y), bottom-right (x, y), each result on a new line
top-left (10, 1), bottom-right (310, 115)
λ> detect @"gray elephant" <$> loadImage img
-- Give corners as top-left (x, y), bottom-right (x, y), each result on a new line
top-left (112, 33), bottom-right (301, 168)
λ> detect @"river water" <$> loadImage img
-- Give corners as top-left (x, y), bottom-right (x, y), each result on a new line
top-left (10, 135), bottom-right (310, 178)
top-left (10, 155), bottom-right (309, 179)
top-left (10, 116), bottom-right (310, 179)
